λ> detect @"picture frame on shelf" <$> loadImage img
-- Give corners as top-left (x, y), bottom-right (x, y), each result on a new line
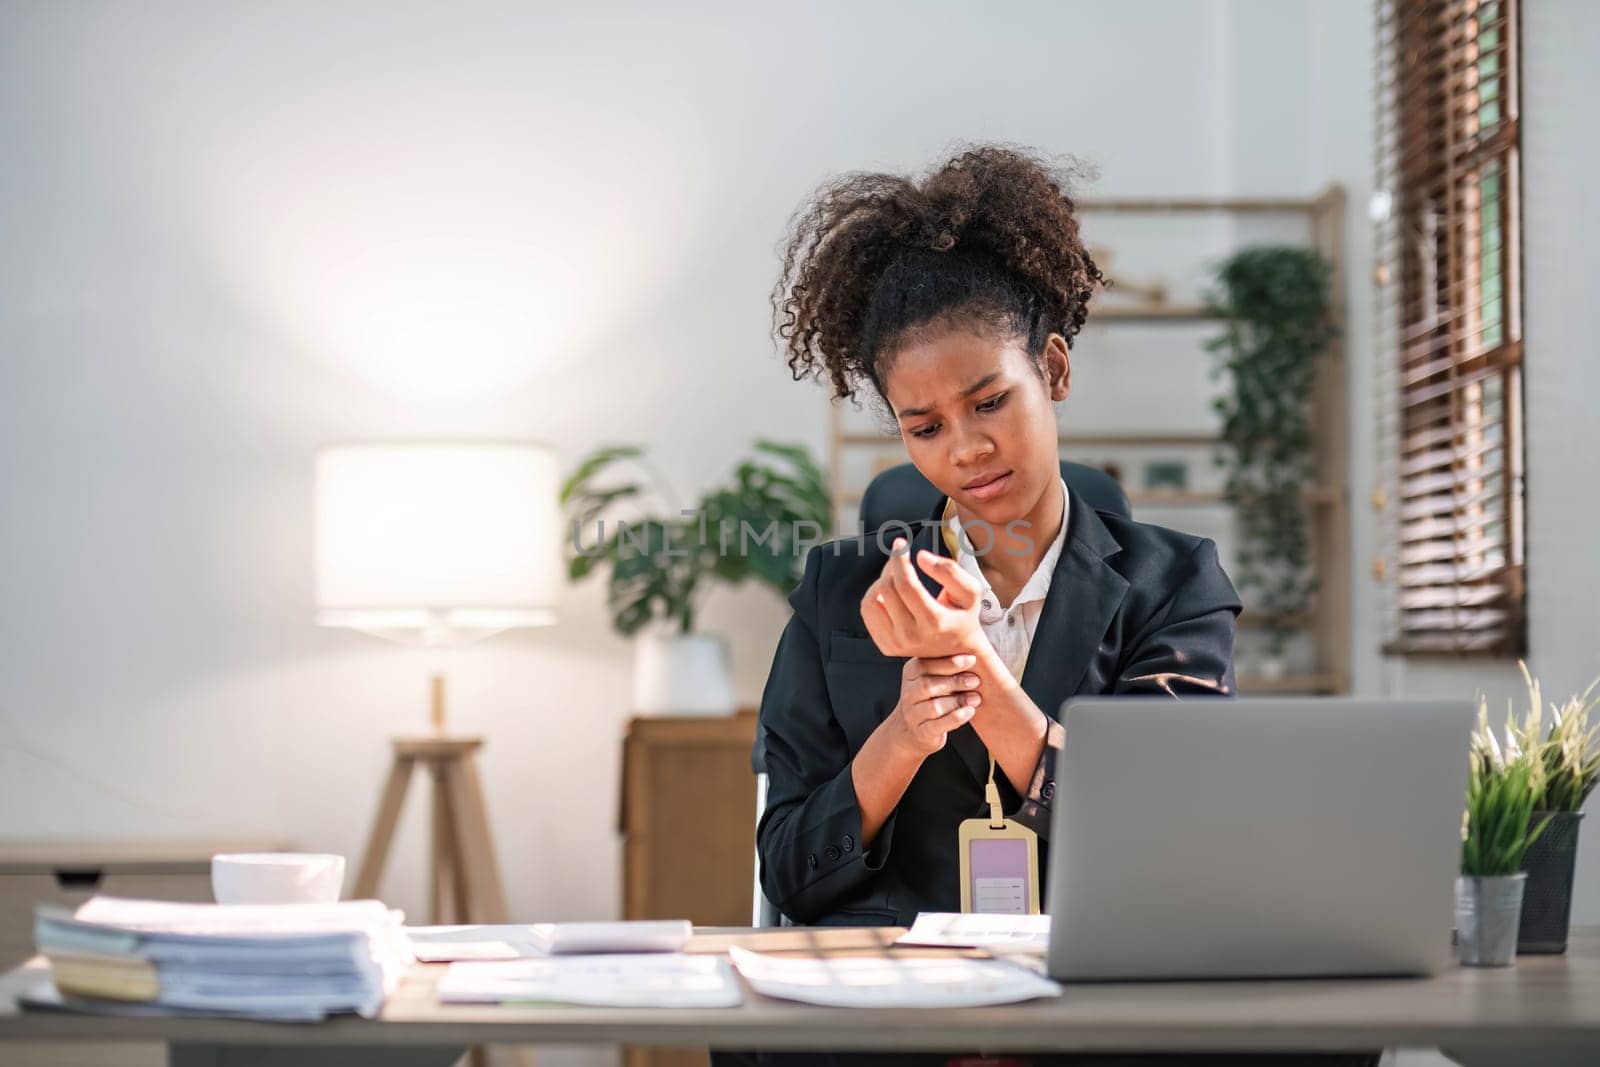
top-left (1142, 460), bottom-right (1188, 492)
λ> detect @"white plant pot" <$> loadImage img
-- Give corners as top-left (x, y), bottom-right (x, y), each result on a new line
top-left (633, 632), bottom-right (736, 716)
top-left (1456, 873), bottom-right (1527, 967)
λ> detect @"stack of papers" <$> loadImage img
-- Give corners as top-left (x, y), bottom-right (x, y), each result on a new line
top-left (28, 896), bottom-right (412, 1021)
top-left (408, 920), bottom-right (691, 962)
top-left (438, 954), bottom-right (741, 1008)
top-left (727, 946), bottom-right (1061, 1008)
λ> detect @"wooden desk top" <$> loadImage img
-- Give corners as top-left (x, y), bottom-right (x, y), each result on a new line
top-left (2, 927), bottom-right (1598, 1054)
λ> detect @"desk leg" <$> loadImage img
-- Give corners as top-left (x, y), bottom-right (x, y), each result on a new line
top-left (170, 1044), bottom-right (468, 1067)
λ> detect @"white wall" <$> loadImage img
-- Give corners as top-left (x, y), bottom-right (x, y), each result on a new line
top-left (2, 3), bottom-right (1597, 1056)
top-left (1491, 0), bottom-right (1600, 923)
top-left (0, 0), bottom-right (1330, 931)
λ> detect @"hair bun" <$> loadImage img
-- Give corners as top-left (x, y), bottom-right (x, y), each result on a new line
top-left (772, 144), bottom-right (1104, 404)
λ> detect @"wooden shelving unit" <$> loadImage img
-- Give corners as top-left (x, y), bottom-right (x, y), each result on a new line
top-left (833, 486), bottom-right (1342, 509)
top-left (1237, 672), bottom-right (1346, 695)
top-left (827, 188), bottom-right (1350, 697)
top-left (1086, 304), bottom-right (1219, 321)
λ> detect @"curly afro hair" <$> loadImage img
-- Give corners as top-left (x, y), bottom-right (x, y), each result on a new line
top-left (772, 144), bottom-right (1106, 408)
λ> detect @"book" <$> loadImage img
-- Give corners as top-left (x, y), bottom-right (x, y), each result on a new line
top-left (45, 953), bottom-right (160, 1002)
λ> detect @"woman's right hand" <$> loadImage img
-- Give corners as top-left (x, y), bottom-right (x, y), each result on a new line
top-left (887, 652), bottom-right (983, 756)
top-left (850, 650), bottom-right (987, 848)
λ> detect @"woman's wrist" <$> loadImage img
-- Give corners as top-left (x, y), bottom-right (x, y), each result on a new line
top-left (852, 714), bottom-right (929, 846)
top-left (963, 632), bottom-right (1024, 700)
top-left (962, 638), bottom-right (1049, 786)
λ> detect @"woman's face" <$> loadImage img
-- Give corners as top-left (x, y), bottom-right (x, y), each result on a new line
top-left (882, 325), bottom-right (1071, 529)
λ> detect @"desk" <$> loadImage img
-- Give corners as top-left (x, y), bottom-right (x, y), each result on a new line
top-left (2, 928), bottom-right (1598, 1067)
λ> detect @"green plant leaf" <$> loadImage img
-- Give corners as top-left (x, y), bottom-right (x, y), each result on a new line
top-left (557, 439), bottom-right (832, 636)
top-left (1205, 246), bottom-right (1334, 644)
top-left (558, 445), bottom-right (644, 504)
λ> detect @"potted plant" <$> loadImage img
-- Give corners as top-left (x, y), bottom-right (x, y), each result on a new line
top-left (1457, 700), bottom-right (1551, 966)
top-left (1499, 663), bottom-right (1600, 954)
top-left (559, 439), bottom-right (831, 715)
top-left (1203, 247), bottom-right (1336, 680)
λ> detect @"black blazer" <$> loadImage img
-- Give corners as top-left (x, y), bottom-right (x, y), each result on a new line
top-left (754, 492), bottom-right (1242, 926)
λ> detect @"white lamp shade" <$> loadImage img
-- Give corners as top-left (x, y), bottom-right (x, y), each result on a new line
top-left (315, 442), bottom-right (560, 641)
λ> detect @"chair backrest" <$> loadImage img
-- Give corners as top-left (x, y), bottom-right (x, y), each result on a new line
top-left (859, 459), bottom-right (1130, 535)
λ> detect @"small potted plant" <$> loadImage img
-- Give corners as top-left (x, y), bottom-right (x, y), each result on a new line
top-left (1503, 664), bottom-right (1600, 953)
top-left (1457, 701), bottom-right (1551, 967)
top-left (560, 439), bottom-right (831, 715)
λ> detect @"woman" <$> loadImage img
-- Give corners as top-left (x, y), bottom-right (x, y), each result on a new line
top-left (758, 145), bottom-right (1240, 926)
top-left (731, 146), bottom-right (1376, 1067)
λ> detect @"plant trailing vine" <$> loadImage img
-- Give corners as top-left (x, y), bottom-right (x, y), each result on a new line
top-left (1204, 246), bottom-right (1337, 659)
top-left (559, 440), bottom-right (832, 637)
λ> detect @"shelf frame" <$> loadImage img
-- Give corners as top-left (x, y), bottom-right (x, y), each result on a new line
top-left (826, 189), bottom-right (1350, 695)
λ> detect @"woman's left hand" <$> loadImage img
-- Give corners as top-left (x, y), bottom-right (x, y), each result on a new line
top-left (861, 537), bottom-right (987, 659)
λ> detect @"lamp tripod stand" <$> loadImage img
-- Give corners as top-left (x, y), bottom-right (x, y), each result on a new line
top-left (352, 675), bottom-right (510, 925)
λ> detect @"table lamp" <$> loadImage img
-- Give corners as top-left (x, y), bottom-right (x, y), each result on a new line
top-left (314, 441), bottom-right (560, 924)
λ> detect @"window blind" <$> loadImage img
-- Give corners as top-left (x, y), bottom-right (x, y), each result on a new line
top-left (1373, 0), bottom-right (1526, 655)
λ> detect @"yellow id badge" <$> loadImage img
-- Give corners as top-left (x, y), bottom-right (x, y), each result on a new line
top-left (958, 757), bottom-right (1041, 914)
top-left (958, 816), bottom-right (1040, 914)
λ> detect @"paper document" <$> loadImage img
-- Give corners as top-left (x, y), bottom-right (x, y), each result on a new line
top-left (726, 945), bottom-right (1061, 1008)
top-left (530, 920), bottom-right (692, 955)
top-left (407, 920), bottom-right (692, 961)
top-left (406, 925), bottom-right (544, 962)
top-left (70, 896), bottom-right (401, 937)
top-left (438, 954), bottom-right (741, 1008)
top-left (895, 912), bottom-right (1051, 952)
top-left (20, 981), bottom-right (335, 1023)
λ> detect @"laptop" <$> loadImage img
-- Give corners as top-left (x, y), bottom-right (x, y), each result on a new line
top-left (1044, 697), bottom-right (1475, 981)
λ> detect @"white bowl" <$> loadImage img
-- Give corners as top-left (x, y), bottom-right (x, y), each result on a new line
top-left (211, 853), bottom-right (345, 905)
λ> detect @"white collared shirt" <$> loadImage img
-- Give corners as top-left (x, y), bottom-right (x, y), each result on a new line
top-left (941, 477), bottom-right (1070, 681)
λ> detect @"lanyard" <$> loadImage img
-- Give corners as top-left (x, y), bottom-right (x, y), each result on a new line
top-left (942, 500), bottom-right (1033, 829)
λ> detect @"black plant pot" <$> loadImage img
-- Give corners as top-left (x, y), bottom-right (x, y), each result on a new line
top-left (1517, 810), bottom-right (1584, 954)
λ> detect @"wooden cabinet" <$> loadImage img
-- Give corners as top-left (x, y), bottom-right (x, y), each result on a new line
top-left (619, 710), bottom-right (758, 1067)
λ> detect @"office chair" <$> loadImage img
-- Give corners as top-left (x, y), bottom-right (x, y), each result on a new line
top-left (750, 459), bottom-right (1132, 926)
top-left (751, 771), bottom-right (784, 927)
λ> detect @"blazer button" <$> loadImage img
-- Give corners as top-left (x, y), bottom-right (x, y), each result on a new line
top-left (1040, 779), bottom-right (1056, 802)
top-left (842, 834), bottom-right (855, 853)
top-left (807, 851), bottom-right (818, 869)
top-left (824, 844), bottom-right (841, 862)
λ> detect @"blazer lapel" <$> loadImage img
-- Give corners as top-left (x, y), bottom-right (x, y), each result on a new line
top-left (1019, 502), bottom-right (1130, 717)
top-left (925, 493), bottom-right (1131, 789)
